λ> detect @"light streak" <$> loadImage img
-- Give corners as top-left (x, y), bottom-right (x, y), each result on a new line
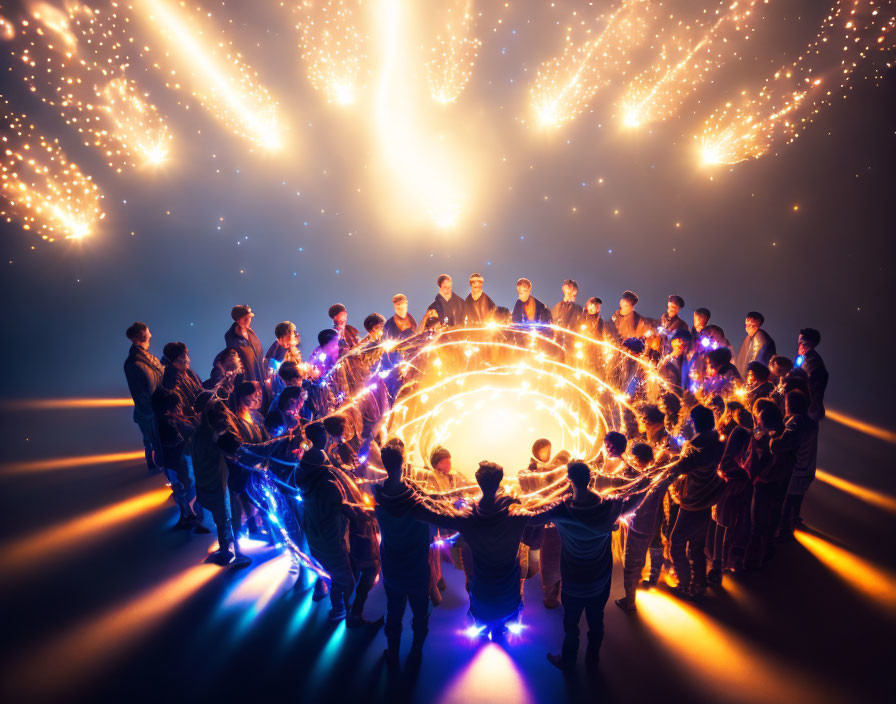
top-left (0, 449), bottom-right (145, 475)
top-left (530, 0), bottom-right (652, 128)
top-left (698, 0), bottom-right (895, 165)
top-left (133, 0), bottom-right (283, 150)
top-left (425, 0), bottom-right (481, 104)
top-left (826, 408), bottom-right (896, 444)
top-left (620, 0), bottom-right (765, 128)
top-left (0, 396), bottom-right (134, 410)
top-left (0, 102), bottom-right (104, 242)
top-left (815, 468), bottom-right (896, 513)
top-left (11, 2), bottom-right (173, 171)
top-left (294, 0), bottom-right (367, 106)
top-left (795, 529), bottom-right (896, 615)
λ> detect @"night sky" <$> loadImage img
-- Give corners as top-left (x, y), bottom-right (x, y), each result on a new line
top-left (1, 0), bottom-right (894, 423)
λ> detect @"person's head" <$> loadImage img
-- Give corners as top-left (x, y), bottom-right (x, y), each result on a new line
top-left (278, 385), bottom-right (305, 416)
top-left (274, 321), bottom-right (298, 348)
top-left (642, 404), bottom-right (665, 429)
top-left (430, 446), bottom-right (452, 474)
top-left (278, 361), bottom-right (301, 386)
top-left (218, 348), bottom-right (243, 373)
top-left (163, 341), bottom-right (189, 370)
top-left (437, 274), bottom-right (453, 298)
top-left (752, 397), bottom-right (778, 417)
top-left (317, 328), bottom-right (340, 355)
top-left (469, 273), bottom-right (484, 296)
top-left (363, 313), bottom-right (386, 340)
top-left (423, 310), bottom-right (442, 331)
top-left (328, 303), bottom-right (348, 329)
top-left (126, 322), bottom-right (150, 348)
top-left (619, 290), bottom-right (639, 314)
top-left (690, 404), bottom-right (715, 434)
top-left (671, 328), bottom-right (692, 355)
top-left (660, 392), bottom-right (681, 421)
top-left (630, 443), bottom-right (653, 470)
top-left (745, 312), bottom-right (764, 336)
top-left (667, 295), bottom-right (685, 319)
top-left (586, 297), bottom-right (602, 315)
top-left (757, 404), bottom-right (784, 434)
top-left (323, 415), bottom-right (346, 439)
top-left (475, 461), bottom-right (503, 497)
top-left (235, 380), bottom-right (262, 411)
top-left (231, 304), bottom-right (253, 329)
top-left (746, 361), bottom-right (771, 385)
top-left (516, 278), bottom-right (532, 302)
top-left (562, 279), bottom-right (578, 301)
top-left (392, 294), bottom-right (409, 318)
top-left (604, 431), bottom-right (627, 457)
top-left (567, 461), bottom-right (592, 492)
top-left (768, 355), bottom-right (793, 381)
top-left (384, 436), bottom-right (405, 453)
top-left (380, 445), bottom-right (403, 479)
top-left (708, 395), bottom-right (725, 419)
top-left (495, 307), bottom-right (511, 324)
top-left (622, 337), bottom-right (646, 357)
top-left (785, 389), bottom-right (810, 416)
top-left (783, 371), bottom-right (810, 397)
top-left (706, 347), bottom-right (732, 376)
top-left (305, 421), bottom-right (328, 449)
top-left (693, 307), bottom-right (710, 331)
top-left (732, 406), bottom-right (754, 430)
top-left (532, 438), bottom-right (552, 463)
top-left (798, 328), bottom-right (821, 356)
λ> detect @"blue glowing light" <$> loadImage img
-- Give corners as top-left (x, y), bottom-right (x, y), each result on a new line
top-left (507, 621), bottom-right (525, 635)
top-left (464, 624), bottom-right (487, 639)
top-left (795, 354), bottom-right (805, 367)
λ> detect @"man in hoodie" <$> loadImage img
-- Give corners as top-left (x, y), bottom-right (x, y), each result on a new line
top-left (667, 404), bottom-right (725, 598)
top-left (464, 272), bottom-right (497, 326)
top-left (225, 305), bottom-right (266, 384)
top-left (123, 322), bottom-right (164, 472)
top-left (374, 446), bottom-right (434, 669)
top-left (530, 461), bottom-right (646, 670)
top-left (427, 274), bottom-right (466, 327)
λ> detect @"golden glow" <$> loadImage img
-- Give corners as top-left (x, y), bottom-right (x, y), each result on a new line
top-left (795, 530), bottom-right (896, 614)
top-left (9, 564), bottom-right (219, 698)
top-left (438, 643), bottom-right (534, 704)
top-left (826, 408), bottom-right (896, 444)
top-left (816, 468), bottom-right (896, 513)
top-left (1, 397), bottom-right (134, 410)
top-left (0, 487), bottom-right (171, 573)
top-left (0, 450), bottom-right (145, 475)
top-left (698, 0), bottom-right (895, 165)
top-left (221, 553), bottom-right (296, 611)
top-left (425, 0), bottom-right (481, 104)
top-left (0, 102), bottom-right (104, 242)
top-left (134, 0), bottom-right (283, 150)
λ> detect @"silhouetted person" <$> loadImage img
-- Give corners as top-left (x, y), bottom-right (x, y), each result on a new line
top-left (735, 311), bottom-right (776, 377)
top-left (427, 274), bottom-right (466, 327)
top-left (225, 305), bottom-right (265, 384)
top-left (123, 322), bottom-right (163, 471)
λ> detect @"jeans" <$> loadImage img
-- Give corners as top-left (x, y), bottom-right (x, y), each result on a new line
top-left (747, 481), bottom-right (787, 567)
top-left (135, 415), bottom-right (159, 470)
top-left (164, 454), bottom-right (196, 517)
top-left (669, 507), bottom-right (711, 592)
top-left (198, 490), bottom-right (233, 549)
top-left (384, 584), bottom-right (430, 652)
top-left (560, 583), bottom-right (612, 663)
top-left (622, 528), bottom-right (652, 592)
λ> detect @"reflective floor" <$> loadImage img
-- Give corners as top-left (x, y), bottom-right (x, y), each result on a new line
top-left (0, 406), bottom-right (893, 704)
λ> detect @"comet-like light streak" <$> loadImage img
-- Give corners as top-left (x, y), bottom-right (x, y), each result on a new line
top-left (815, 468), bottom-right (896, 513)
top-left (425, 0), bottom-right (482, 104)
top-left (698, 0), bottom-right (895, 165)
top-left (0, 449), bottom-right (145, 475)
top-left (133, 0), bottom-right (283, 150)
top-left (0, 102), bottom-right (104, 241)
top-left (825, 408), bottom-right (896, 443)
top-left (0, 396), bottom-right (134, 410)
top-left (620, 0), bottom-right (765, 128)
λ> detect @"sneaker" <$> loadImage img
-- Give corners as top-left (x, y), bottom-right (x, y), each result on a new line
top-left (614, 597), bottom-right (637, 613)
top-left (231, 552), bottom-right (251, 569)
top-left (204, 548), bottom-right (232, 566)
top-left (546, 653), bottom-right (574, 671)
top-left (328, 607), bottom-right (346, 622)
top-left (640, 578), bottom-right (657, 589)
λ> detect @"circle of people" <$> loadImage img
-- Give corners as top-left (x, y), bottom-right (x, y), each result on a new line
top-left (122, 272), bottom-right (829, 672)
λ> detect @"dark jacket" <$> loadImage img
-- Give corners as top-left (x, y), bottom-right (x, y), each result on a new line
top-left (582, 312), bottom-right (604, 339)
top-left (714, 426), bottom-right (753, 527)
top-left (225, 323), bottom-right (266, 383)
top-left (295, 452), bottom-right (351, 569)
top-left (660, 312), bottom-right (689, 338)
top-left (427, 293), bottom-right (466, 327)
top-left (123, 344), bottom-right (163, 421)
top-left (801, 349), bottom-right (828, 421)
top-left (771, 412), bottom-right (818, 495)
top-left (464, 293), bottom-right (497, 325)
top-left (161, 364), bottom-right (203, 413)
top-left (551, 300), bottom-right (583, 330)
top-left (670, 430), bottom-right (725, 511)
top-left (512, 296), bottom-right (552, 327)
top-left (374, 483), bottom-right (432, 593)
top-left (735, 329), bottom-right (776, 377)
top-left (658, 353), bottom-right (691, 393)
top-left (608, 309), bottom-right (652, 340)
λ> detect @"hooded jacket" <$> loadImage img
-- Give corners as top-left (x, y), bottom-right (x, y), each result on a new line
top-left (374, 483), bottom-right (432, 592)
top-left (124, 344), bottom-right (164, 422)
top-left (670, 430), bottom-right (725, 511)
top-left (225, 322), bottom-right (266, 383)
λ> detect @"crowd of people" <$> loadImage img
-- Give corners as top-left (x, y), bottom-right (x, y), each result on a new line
top-left (122, 273), bottom-right (829, 672)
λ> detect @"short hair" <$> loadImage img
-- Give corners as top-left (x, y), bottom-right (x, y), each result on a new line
top-left (278, 386), bottom-right (305, 411)
top-left (469, 272), bottom-right (484, 283)
top-left (125, 321), bottom-right (149, 343)
top-left (274, 321), bottom-right (295, 339)
top-left (668, 295), bottom-right (685, 309)
top-left (621, 290), bottom-right (639, 305)
top-left (380, 446), bottom-right (403, 475)
top-left (364, 313), bottom-right (386, 332)
top-left (661, 392), bottom-right (681, 416)
top-left (671, 328), bottom-right (692, 343)
top-left (783, 373), bottom-right (810, 396)
top-left (231, 305), bottom-right (250, 322)
top-left (305, 422), bottom-right (327, 448)
top-left (768, 355), bottom-right (793, 375)
top-left (752, 398), bottom-right (779, 416)
top-left (384, 437), bottom-right (405, 453)
top-left (279, 361), bottom-right (301, 382)
top-left (604, 431), bottom-right (627, 455)
top-left (437, 274), bottom-right (452, 287)
top-left (642, 404), bottom-right (665, 426)
top-left (163, 341), bottom-right (187, 363)
top-left (392, 293), bottom-right (407, 305)
top-left (234, 380), bottom-right (260, 403)
top-left (622, 337), bottom-right (646, 355)
top-left (516, 277), bottom-right (532, 289)
top-left (323, 415), bottom-right (346, 437)
top-left (567, 461), bottom-right (591, 489)
top-left (587, 297), bottom-right (602, 306)
top-left (708, 395), bottom-right (725, 412)
top-left (733, 407), bottom-right (754, 430)
top-left (758, 405), bottom-right (784, 434)
top-left (746, 311), bottom-right (765, 325)
top-left (495, 307), bottom-right (511, 322)
top-left (328, 303), bottom-right (346, 320)
top-left (630, 443), bottom-right (653, 465)
top-left (317, 328), bottom-right (339, 347)
top-left (694, 307), bottom-right (711, 321)
top-left (690, 405), bottom-right (715, 434)
top-left (563, 279), bottom-right (579, 291)
top-left (475, 461), bottom-right (504, 494)
top-left (532, 438), bottom-right (552, 457)
top-left (785, 390), bottom-right (810, 415)
top-left (799, 328), bottom-right (821, 348)
top-left (746, 361), bottom-right (770, 382)
top-left (707, 347), bottom-right (732, 369)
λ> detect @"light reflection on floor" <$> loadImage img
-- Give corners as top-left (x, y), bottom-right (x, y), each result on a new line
top-left (0, 449), bottom-right (146, 475)
top-left (437, 642), bottom-right (535, 704)
top-left (815, 468), bottom-right (896, 514)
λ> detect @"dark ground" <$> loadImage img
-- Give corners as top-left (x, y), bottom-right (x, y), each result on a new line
top-left (0, 406), bottom-right (893, 704)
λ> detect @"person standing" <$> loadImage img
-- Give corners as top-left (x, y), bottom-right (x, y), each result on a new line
top-left (735, 312), bottom-right (776, 377)
top-left (464, 272), bottom-right (497, 325)
top-left (512, 278), bottom-right (552, 329)
top-left (427, 274), bottom-right (466, 327)
top-left (225, 305), bottom-right (266, 384)
top-left (552, 279), bottom-right (584, 347)
top-left (123, 322), bottom-right (164, 472)
top-left (608, 290), bottom-right (651, 340)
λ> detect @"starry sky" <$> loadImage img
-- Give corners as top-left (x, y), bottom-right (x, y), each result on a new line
top-left (1, 0), bottom-right (894, 422)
